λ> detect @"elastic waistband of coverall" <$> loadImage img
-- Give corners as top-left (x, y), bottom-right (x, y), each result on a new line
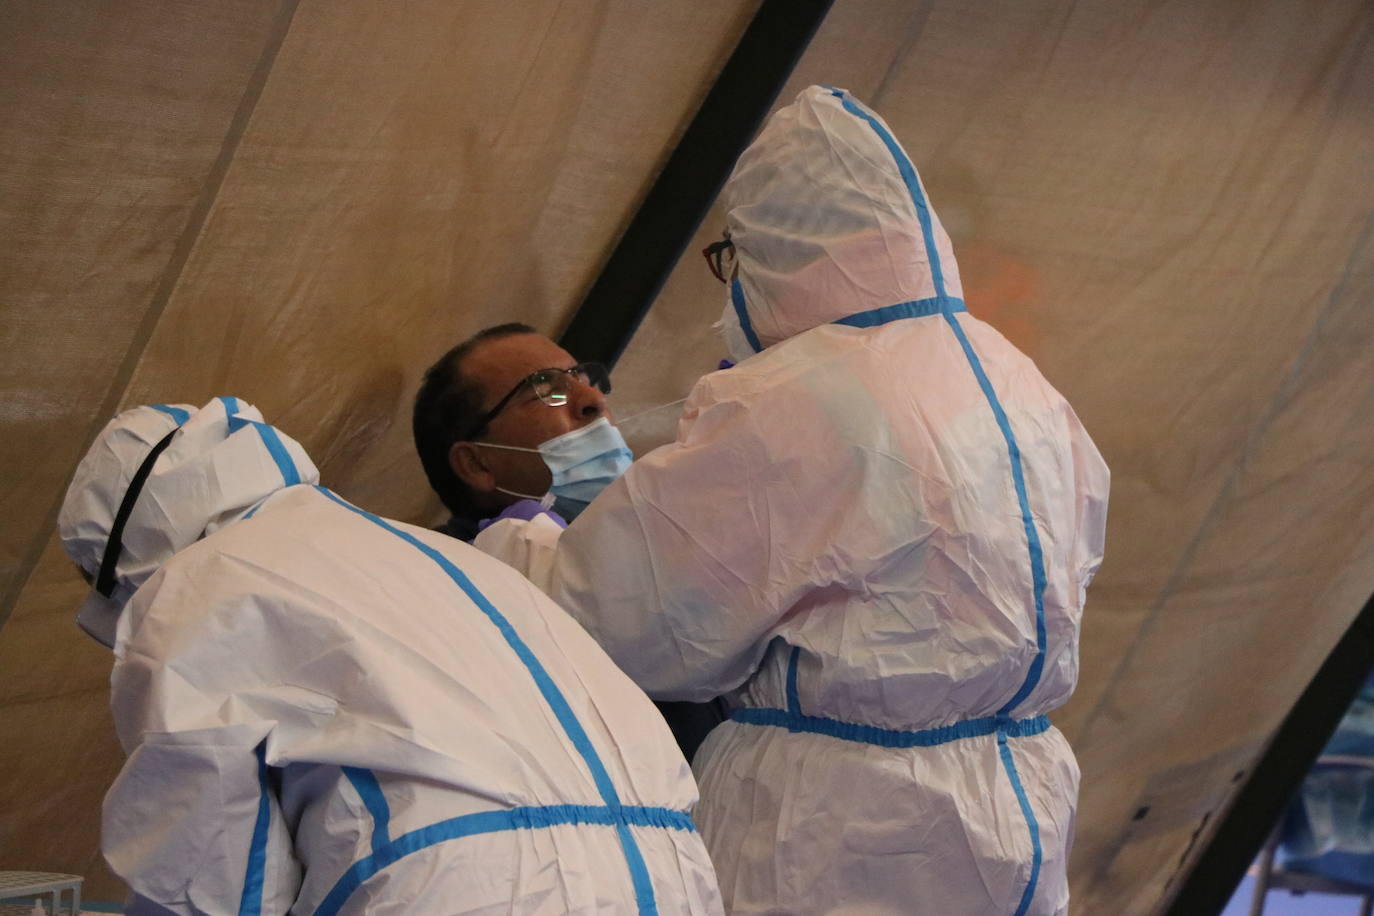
top-left (729, 706), bottom-right (1051, 749)
top-left (728, 644), bottom-right (1052, 749)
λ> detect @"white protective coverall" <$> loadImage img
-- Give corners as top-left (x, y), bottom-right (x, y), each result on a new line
top-left (474, 85), bottom-right (1109, 915)
top-left (58, 397), bottom-right (722, 915)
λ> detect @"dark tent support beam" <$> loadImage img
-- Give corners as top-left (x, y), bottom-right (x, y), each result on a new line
top-left (559, 0), bottom-right (833, 368)
top-left (1167, 589), bottom-right (1374, 915)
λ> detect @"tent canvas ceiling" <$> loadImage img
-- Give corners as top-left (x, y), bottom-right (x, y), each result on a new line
top-left (2, 1), bottom-right (1372, 911)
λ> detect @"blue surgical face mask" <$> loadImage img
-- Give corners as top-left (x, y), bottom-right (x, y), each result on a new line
top-left (479, 417), bottom-right (633, 520)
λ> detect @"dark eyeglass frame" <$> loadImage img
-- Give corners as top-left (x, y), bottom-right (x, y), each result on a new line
top-left (702, 235), bottom-right (735, 284)
top-left (459, 362), bottom-right (611, 442)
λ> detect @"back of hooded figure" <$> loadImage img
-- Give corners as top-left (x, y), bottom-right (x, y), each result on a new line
top-left (60, 397), bottom-right (722, 915)
top-left (475, 86), bottom-right (1109, 915)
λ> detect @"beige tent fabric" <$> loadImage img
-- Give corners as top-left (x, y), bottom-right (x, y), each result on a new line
top-left (0, 0), bottom-right (291, 625)
top-left (3, 0), bottom-right (1373, 911)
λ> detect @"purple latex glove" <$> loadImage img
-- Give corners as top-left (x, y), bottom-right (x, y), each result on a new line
top-left (717, 359), bottom-right (735, 370)
top-left (478, 498), bottom-right (567, 532)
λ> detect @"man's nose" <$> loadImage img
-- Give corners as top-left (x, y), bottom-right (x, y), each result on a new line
top-left (569, 377), bottom-right (608, 422)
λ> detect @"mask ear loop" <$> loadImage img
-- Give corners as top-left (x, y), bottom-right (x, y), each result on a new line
top-left (95, 428), bottom-right (179, 598)
top-left (467, 441), bottom-right (555, 507)
top-left (470, 441), bottom-right (539, 454)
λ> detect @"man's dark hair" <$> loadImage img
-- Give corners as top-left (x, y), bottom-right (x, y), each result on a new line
top-left (413, 322), bottom-right (537, 521)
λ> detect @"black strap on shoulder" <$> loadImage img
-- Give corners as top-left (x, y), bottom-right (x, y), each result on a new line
top-left (95, 428), bottom-right (180, 598)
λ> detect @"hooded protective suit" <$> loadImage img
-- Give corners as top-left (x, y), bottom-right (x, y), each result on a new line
top-left (474, 86), bottom-right (1109, 915)
top-left (59, 397), bottom-right (721, 915)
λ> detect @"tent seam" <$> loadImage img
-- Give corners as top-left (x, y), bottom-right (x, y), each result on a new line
top-left (0, 0), bottom-right (302, 631)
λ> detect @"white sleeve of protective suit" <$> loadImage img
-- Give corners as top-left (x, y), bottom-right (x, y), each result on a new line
top-left (535, 395), bottom-right (781, 702)
top-left (1068, 406), bottom-right (1110, 599)
top-left (105, 571), bottom-right (302, 915)
top-left (103, 725), bottom-right (299, 916)
top-left (471, 514), bottom-right (567, 595)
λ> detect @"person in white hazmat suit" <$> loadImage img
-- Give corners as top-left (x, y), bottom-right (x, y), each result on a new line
top-left (59, 396), bottom-right (723, 915)
top-left (473, 85), bottom-right (1110, 915)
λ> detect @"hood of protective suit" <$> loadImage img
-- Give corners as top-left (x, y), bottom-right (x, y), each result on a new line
top-left (58, 396), bottom-right (318, 647)
top-left (719, 85), bottom-right (964, 359)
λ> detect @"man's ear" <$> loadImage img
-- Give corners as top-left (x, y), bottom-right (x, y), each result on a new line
top-left (449, 441), bottom-right (496, 494)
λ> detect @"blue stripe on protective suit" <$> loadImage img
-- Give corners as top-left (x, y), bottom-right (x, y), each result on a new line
top-left (830, 85), bottom-right (1050, 912)
top-left (343, 768), bottom-right (392, 854)
top-left (828, 89), bottom-right (949, 301)
top-left (313, 804), bottom-right (695, 916)
top-left (731, 707), bottom-right (1050, 749)
top-left (999, 734), bottom-right (1044, 916)
top-left (833, 296), bottom-right (965, 328)
top-left (252, 422), bottom-right (302, 487)
top-left (826, 89), bottom-right (1050, 713)
top-left (730, 278), bottom-right (763, 352)
top-left (311, 487), bottom-right (661, 915)
top-left (785, 645), bottom-right (802, 716)
top-left (224, 412), bottom-right (303, 488)
top-left (939, 315), bottom-right (1049, 716)
top-left (150, 404), bottom-right (191, 425)
top-left (237, 743), bottom-right (272, 916)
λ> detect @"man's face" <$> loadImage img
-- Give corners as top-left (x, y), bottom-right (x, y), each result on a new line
top-left (448, 332), bottom-right (611, 506)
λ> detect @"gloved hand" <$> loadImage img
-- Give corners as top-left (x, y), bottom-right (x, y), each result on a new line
top-left (478, 498), bottom-right (567, 532)
top-left (718, 359), bottom-right (735, 370)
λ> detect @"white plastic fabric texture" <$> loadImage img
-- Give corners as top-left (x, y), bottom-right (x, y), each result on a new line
top-left (63, 400), bottom-right (722, 914)
top-left (59, 397), bottom-right (320, 646)
top-left (475, 85), bottom-right (1109, 915)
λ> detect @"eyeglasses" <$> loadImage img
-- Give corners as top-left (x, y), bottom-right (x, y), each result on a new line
top-left (460, 362), bottom-right (611, 441)
top-left (702, 234), bottom-right (735, 284)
